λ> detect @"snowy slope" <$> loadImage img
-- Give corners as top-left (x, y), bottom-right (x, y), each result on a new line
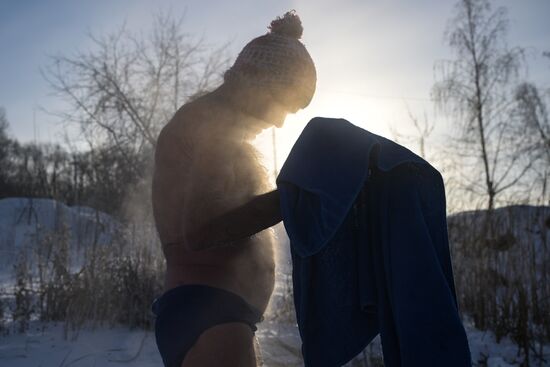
top-left (0, 197), bottom-right (118, 282)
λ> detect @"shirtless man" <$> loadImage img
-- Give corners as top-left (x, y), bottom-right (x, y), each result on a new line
top-left (151, 11), bottom-right (316, 367)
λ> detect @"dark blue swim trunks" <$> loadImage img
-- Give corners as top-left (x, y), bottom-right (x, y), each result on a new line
top-left (151, 284), bottom-right (264, 367)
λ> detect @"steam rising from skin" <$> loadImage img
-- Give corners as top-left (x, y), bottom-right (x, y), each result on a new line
top-left (149, 81), bottom-right (293, 314)
top-left (153, 11), bottom-right (316, 326)
top-left (224, 113), bottom-right (284, 321)
top-left (149, 15), bottom-right (315, 362)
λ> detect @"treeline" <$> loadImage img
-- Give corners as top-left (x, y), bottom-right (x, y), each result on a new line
top-left (0, 112), bottom-right (150, 217)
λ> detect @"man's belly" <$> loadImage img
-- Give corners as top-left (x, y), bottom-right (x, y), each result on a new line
top-left (163, 230), bottom-right (275, 313)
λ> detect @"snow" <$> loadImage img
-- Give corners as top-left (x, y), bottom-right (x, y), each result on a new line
top-left (0, 198), bottom-right (117, 282)
top-left (464, 315), bottom-right (550, 366)
top-left (0, 322), bottom-right (161, 367)
top-left (1, 317), bottom-right (548, 366)
top-left (0, 198), bottom-right (116, 251)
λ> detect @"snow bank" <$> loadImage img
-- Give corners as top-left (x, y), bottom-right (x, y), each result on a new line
top-left (0, 198), bottom-right (118, 280)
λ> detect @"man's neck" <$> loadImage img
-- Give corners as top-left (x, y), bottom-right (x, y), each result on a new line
top-left (214, 83), bottom-right (273, 123)
top-left (207, 85), bottom-right (270, 140)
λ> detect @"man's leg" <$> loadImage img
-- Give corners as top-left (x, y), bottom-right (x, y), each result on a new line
top-left (182, 322), bottom-right (257, 367)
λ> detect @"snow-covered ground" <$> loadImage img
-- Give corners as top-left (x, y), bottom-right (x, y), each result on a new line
top-left (1, 315), bottom-right (547, 366)
top-left (1, 198), bottom-right (549, 366)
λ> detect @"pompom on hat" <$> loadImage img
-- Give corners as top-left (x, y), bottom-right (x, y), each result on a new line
top-left (224, 10), bottom-right (317, 109)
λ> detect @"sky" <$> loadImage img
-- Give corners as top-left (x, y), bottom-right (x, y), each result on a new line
top-left (1, 0), bottom-right (549, 174)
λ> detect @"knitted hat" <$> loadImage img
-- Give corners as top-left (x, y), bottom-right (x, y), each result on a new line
top-left (224, 11), bottom-right (317, 109)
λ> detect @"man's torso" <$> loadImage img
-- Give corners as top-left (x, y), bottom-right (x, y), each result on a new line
top-left (151, 97), bottom-right (275, 312)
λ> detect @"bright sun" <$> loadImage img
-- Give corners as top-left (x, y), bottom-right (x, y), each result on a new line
top-left (252, 89), bottom-right (400, 182)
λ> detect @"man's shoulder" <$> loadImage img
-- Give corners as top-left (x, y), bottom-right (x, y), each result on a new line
top-left (164, 97), bottom-right (231, 143)
top-left (156, 105), bottom-right (238, 173)
top-left (156, 101), bottom-right (207, 153)
top-left (159, 104), bottom-right (198, 140)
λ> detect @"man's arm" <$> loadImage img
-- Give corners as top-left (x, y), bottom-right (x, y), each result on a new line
top-left (178, 132), bottom-right (282, 251)
top-left (185, 189), bottom-right (282, 251)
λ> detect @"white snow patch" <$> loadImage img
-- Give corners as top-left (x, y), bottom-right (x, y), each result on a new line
top-left (0, 197), bottom-right (118, 282)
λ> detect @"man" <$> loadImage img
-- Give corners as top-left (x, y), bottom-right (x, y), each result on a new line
top-left (151, 11), bottom-right (316, 367)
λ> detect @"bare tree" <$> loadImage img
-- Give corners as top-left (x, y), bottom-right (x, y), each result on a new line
top-left (389, 105), bottom-right (435, 160)
top-left (432, 0), bottom-right (531, 213)
top-left (0, 107), bottom-right (7, 132)
top-left (0, 108), bottom-right (14, 199)
top-left (0, 107), bottom-right (10, 180)
top-left (42, 11), bottom-right (231, 174)
top-left (513, 82), bottom-right (550, 205)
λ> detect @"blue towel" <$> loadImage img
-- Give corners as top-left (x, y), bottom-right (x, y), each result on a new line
top-left (276, 117), bottom-right (471, 367)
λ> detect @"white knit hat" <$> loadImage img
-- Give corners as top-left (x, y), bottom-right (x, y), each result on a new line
top-left (224, 11), bottom-right (317, 108)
